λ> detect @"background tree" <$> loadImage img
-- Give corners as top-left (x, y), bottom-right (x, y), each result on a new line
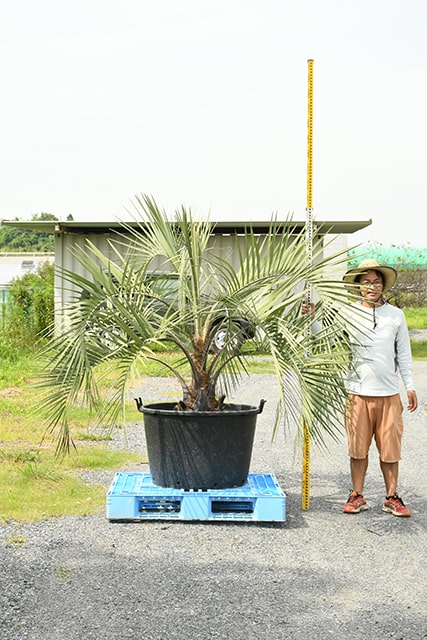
top-left (0, 212), bottom-right (73, 252)
top-left (1, 261), bottom-right (54, 358)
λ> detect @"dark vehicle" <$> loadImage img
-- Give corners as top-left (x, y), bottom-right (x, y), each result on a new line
top-left (82, 270), bottom-right (255, 353)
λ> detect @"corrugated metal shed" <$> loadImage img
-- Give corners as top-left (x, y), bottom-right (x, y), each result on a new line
top-left (1, 217), bottom-right (372, 326)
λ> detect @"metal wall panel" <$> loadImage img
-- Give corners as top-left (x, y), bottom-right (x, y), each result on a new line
top-left (54, 228), bottom-right (338, 331)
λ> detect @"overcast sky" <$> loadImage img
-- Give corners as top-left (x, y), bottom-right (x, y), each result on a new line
top-left (1, 0), bottom-right (426, 247)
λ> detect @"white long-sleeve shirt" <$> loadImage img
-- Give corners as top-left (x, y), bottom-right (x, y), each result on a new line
top-left (342, 301), bottom-right (415, 396)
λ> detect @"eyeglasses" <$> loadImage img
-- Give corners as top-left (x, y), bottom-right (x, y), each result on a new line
top-left (360, 280), bottom-right (383, 289)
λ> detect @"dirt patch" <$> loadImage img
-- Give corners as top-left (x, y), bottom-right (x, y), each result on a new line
top-left (0, 387), bottom-right (21, 398)
top-left (409, 329), bottom-right (427, 342)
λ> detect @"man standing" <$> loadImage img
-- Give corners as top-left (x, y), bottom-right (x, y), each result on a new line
top-left (341, 258), bottom-right (417, 516)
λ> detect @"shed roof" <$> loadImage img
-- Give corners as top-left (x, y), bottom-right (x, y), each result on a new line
top-left (1, 218), bottom-right (372, 235)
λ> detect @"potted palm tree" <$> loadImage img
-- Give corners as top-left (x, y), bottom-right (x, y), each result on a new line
top-left (38, 194), bottom-right (351, 490)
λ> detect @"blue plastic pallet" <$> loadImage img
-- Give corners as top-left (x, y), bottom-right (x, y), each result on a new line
top-left (106, 472), bottom-right (286, 522)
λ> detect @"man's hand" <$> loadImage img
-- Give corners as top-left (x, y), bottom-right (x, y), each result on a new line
top-left (301, 299), bottom-right (315, 316)
top-left (407, 390), bottom-right (418, 412)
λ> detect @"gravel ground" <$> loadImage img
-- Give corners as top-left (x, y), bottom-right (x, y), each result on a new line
top-left (1, 364), bottom-right (426, 640)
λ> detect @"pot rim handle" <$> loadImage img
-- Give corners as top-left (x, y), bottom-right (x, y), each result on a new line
top-left (258, 399), bottom-right (266, 414)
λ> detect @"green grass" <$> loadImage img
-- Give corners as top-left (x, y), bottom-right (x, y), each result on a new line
top-left (410, 341), bottom-right (427, 359)
top-left (404, 308), bottom-right (427, 359)
top-left (0, 448), bottom-right (143, 522)
top-left (1, 466), bottom-right (104, 521)
top-left (0, 356), bottom-right (144, 523)
top-left (404, 307), bottom-right (427, 330)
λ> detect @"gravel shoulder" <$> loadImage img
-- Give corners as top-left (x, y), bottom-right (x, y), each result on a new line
top-left (1, 364), bottom-right (426, 640)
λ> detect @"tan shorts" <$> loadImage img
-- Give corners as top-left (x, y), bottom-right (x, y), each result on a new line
top-left (345, 394), bottom-right (404, 463)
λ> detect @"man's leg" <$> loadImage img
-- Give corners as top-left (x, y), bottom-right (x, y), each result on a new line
top-left (343, 457), bottom-right (369, 513)
top-left (375, 396), bottom-right (410, 514)
top-left (380, 460), bottom-right (398, 496)
top-left (380, 460), bottom-right (410, 516)
top-left (350, 456), bottom-right (369, 494)
top-left (343, 396), bottom-right (371, 513)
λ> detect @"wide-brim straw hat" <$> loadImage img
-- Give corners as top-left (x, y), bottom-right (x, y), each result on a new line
top-left (343, 258), bottom-right (397, 293)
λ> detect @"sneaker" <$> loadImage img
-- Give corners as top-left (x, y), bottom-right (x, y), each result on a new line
top-left (382, 493), bottom-right (411, 517)
top-left (343, 490), bottom-right (368, 514)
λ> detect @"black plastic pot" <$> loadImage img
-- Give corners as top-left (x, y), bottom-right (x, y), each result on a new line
top-left (136, 400), bottom-right (265, 490)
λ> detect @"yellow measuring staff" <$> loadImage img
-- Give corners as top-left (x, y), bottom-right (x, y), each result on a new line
top-left (306, 59), bottom-right (314, 212)
top-left (302, 58), bottom-right (314, 510)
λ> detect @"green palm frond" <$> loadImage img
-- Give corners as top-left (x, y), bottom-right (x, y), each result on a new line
top-left (36, 194), bottom-right (355, 455)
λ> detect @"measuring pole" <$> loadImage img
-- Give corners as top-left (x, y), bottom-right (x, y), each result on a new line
top-left (302, 58), bottom-right (314, 510)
